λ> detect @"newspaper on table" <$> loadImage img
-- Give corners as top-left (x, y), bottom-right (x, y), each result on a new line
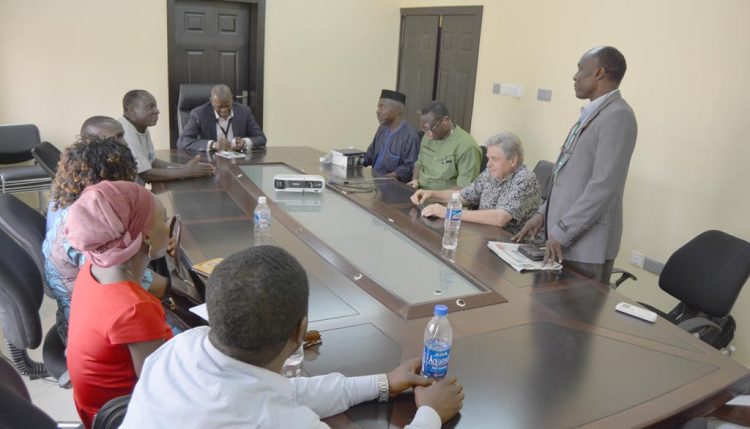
top-left (487, 241), bottom-right (562, 272)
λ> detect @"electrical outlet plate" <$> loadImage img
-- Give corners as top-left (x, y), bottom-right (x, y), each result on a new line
top-left (630, 251), bottom-right (645, 268)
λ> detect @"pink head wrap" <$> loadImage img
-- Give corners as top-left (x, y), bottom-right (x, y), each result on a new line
top-left (65, 181), bottom-right (156, 268)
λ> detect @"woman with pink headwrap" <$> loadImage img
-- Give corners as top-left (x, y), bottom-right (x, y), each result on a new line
top-left (65, 180), bottom-right (173, 428)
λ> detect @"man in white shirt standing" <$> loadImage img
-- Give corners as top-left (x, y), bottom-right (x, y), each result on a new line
top-left (122, 246), bottom-right (463, 429)
top-left (118, 89), bottom-right (215, 183)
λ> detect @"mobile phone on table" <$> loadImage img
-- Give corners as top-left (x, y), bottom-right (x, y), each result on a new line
top-left (518, 243), bottom-right (545, 261)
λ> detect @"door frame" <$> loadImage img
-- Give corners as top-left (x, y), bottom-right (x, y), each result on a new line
top-left (397, 6), bottom-right (483, 131)
top-left (166, 0), bottom-right (266, 146)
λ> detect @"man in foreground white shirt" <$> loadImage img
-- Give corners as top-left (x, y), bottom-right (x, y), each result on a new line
top-left (121, 245), bottom-right (463, 428)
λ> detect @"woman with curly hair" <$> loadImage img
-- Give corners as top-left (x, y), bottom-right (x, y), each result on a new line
top-left (42, 137), bottom-right (171, 343)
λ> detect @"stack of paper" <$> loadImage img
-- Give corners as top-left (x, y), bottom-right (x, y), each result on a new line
top-left (487, 241), bottom-right (562, 272)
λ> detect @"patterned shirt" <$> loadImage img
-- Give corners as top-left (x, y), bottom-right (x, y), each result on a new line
top-left (460, 165), bottom-right (541, 234)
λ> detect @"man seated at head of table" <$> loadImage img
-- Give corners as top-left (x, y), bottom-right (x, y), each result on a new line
top-left (411, 132), bottom-right (541, 235)
top-left (177, 84), bottom-right (267, 153)
top-left (362, 89), bottom-right (420, 182)
top-left (118, 89), bottom-right (215, 183)
top-left (407, 101), bottom-right (483, 190)
top-left (122, 245), bottom-right (464, 429)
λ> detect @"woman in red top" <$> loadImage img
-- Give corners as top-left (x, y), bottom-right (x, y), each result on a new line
top-left (65, 181), bottom-right (173, 428)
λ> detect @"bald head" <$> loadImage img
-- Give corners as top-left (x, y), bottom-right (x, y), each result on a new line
top-left (80, 116), bottom-right (125, 144)
top-left (211, 85), bottom-right (234, 119)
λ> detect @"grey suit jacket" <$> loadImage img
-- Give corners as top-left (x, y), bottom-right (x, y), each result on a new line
top-left (542, 91), bottom-right (638, 264)
top-left (177, 102), bottom-right (267, 151)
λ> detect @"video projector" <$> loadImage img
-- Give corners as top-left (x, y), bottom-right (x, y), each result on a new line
top-left (273, 174), bottom-right (325, 193)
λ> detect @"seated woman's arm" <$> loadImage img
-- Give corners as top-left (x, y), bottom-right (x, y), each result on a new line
top-left (128, 339), bottom-right (166, 377)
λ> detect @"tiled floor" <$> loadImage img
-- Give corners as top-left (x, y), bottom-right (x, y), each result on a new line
top-left (1, 295), bottom-right (80, 424)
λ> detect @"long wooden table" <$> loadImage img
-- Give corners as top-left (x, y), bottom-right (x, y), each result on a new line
top-left (153, 148), bottom-right (749, 428)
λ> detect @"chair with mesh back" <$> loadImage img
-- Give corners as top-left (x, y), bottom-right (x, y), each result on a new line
top-left (31, 141), bottom-right (62, 179)
top-left (0, 124), bottom-right (52, 201)
top-left (177, 84), bottom-right (216, 135)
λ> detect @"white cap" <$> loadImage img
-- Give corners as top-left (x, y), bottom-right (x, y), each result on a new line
top-left (452, 192), bottom-right (461, 200)
top-left (258, 196), bottom-right (267, 204)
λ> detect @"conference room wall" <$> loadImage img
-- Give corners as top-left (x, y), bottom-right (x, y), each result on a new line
top-left (0, 0), bottom-right (400, 152)
top-left (401, 0), bottom-right (750, 366)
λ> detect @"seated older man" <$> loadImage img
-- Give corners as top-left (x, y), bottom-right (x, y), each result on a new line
top-left (411, 132), bottom-right (541, 234)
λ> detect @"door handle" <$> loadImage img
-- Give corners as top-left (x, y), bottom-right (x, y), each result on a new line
top-left (235, 90), bottom-right (249, 105)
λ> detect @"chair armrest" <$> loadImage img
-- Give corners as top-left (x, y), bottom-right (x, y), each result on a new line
top-left (677, 317), bottom-right (722, 333)
top-left (610, 268), bottom-right (637, 289)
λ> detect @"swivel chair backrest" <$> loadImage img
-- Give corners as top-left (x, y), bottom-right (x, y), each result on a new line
top-left (0, 193), bottom-right (48, 278)
top-left (533, 160), bottom-right (554, 201)
top-left (659, 230), bottom-right (750, 318)
top-left (0, 124), bottom-right (41, 164)
top-left (177, 84), bottom-right (215, 135)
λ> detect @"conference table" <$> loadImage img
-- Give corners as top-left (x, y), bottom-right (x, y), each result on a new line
top-left (152, 147), bottom-right (749, 428)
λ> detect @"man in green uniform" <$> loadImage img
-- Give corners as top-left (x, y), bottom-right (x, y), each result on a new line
top-left (408, 101), bottom-right (482, 190)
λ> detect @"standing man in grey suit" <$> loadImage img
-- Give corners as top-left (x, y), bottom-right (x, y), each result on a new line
top-left (177, 84), bottom-right (267, 152)
top-left (513, 46), bottom-right (638, 282)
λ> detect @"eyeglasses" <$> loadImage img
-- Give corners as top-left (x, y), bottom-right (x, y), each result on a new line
top-left (422, 116), bottom-right (445, 135)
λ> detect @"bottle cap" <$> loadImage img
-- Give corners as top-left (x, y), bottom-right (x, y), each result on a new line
top-left (452, 192), bottom-right (461, 200)
top-left (434, 304), bottom-right (448, 316)
top-left (258, 196), bottom-right (267, 204)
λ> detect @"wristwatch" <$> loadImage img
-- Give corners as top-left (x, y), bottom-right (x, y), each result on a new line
top-left (376, 373), bottom-right (389, 402)
top-left (208, 141), bottom-right (216, 152)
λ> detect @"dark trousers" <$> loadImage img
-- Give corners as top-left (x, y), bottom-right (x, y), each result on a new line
top-left (563, 259), bottom-right (615, 284)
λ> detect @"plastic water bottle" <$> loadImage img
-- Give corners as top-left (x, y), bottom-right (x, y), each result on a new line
top-left (421, 304), bottom-right (452, 379)
top-left (253, 196), bottom-right (271, 246)
top-left (442, 192), bottom-right (462, 250)
top-left (282, 344), bottom-right (304, 377)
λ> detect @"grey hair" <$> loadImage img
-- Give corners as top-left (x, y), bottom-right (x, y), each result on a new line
top-left (485, 132), bottom-right (524, 164)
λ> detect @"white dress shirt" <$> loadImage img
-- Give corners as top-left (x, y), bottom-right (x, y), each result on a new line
top-left (118, 116), bottom-right (155, 174)
top-left (208, 110), bottom-right (254, 151)
top-left (579, 89), bottom-right (619, 124)
top-left (121, 327), bottom-right (440, 429)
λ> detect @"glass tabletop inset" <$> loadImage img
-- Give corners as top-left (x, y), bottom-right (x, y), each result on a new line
top-left (241, 164), bottom-right (482, 305)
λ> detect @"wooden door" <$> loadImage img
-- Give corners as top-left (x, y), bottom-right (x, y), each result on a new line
top-left (397, 7), bottom-right (482, 131)
top-left (168, 0), bottom-right (264, 146)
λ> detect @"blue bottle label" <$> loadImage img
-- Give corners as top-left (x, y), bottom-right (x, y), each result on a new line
top-left (445, 208), bottom-right (462, 222)
top-left (422, 343), bottom-right (451, 379)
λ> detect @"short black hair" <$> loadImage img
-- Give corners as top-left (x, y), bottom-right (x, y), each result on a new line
top-left (593, 46), bottom-right (627, 83)
top-left (420, 101), bottom-right (450, 119)
top-left (122, 89), bottom-right (152, 111)
top-left (80, 116), bottom-right (121, 140)
top-left (206, 245), bottom-right (309, 365)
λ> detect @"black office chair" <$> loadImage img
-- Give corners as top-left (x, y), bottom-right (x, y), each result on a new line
top-left (0, 227), bottom-right (68, 387)
top-left (0, 124), bottom-right (53, 200)
top-left (0, 193), bottom-right (55, 299)
top-left (532, 159), bottom-right (554, 201)
top-left (479, 145), bottom-right (488, 173)
top-left (0, 354), bottom-right (59, 429)
top-left (176, 83), bottom-right (216, 135)
top-left (91, 395), bottom-right (131, 429)
top-left (624, 230), bottom-right (750, 350)
top-left (31, 141), bottom-right (62, 179)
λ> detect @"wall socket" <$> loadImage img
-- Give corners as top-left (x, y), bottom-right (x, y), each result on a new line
top-left (630, 251), bottom-right (645, 268)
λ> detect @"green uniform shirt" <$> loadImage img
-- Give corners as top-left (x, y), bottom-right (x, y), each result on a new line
top-left (415, 125), bottom-right (482, 190)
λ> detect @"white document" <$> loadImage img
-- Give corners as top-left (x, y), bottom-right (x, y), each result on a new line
top-left (189, 303), bottom-right (209, 321)
top-left (487, 241), bottom-right (562, 272)
top-left (215, 150), bottom-right (247, 159)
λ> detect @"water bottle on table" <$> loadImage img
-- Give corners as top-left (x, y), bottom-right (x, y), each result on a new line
top-left (442, 192), bottom-right (462, 250)
top-left (253, 196), bottom-right (271, 246)
top-left (422, 304), bottom-right (453, 379)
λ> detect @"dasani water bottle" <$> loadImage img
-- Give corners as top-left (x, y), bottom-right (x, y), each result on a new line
top-left (253, 196), bottom-right (271, 245)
